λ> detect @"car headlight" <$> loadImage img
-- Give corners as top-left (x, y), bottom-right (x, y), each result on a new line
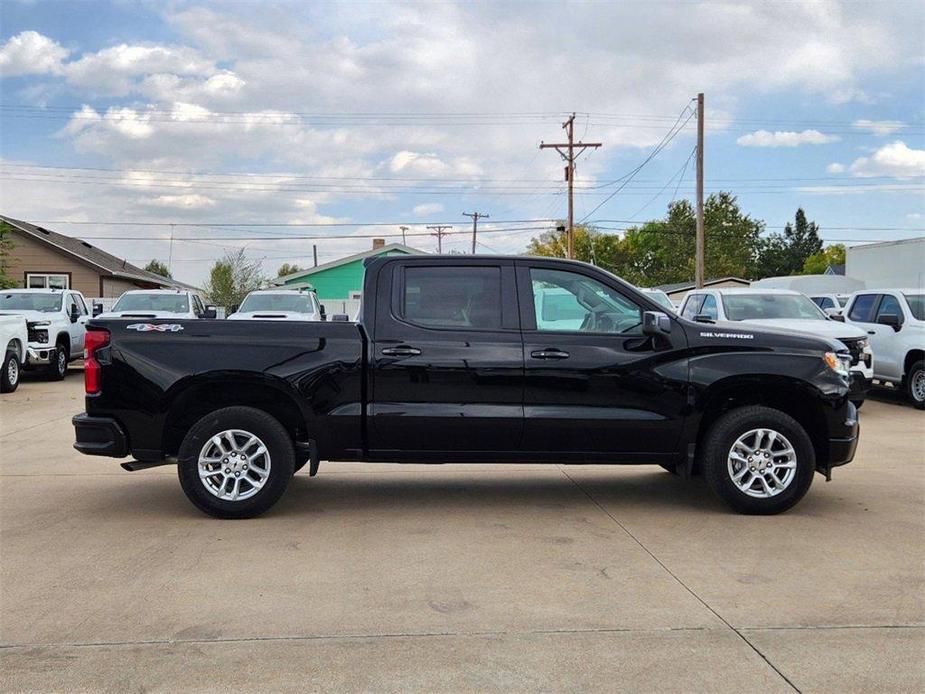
top-left (857, 338), bottom-right (870, 351)
top-left (824, 351), bottom-right (851, 378)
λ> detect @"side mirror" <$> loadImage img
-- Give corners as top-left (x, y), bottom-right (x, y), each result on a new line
top-left (70, 305), bottom-right (80, 323)
top-left (228, 305), bottom-right (239, 315)
top-left (319, 305), bottom-right (327, 321)
top-left (824, 307), bottom-right (844, 320)
top-left (877, 313), bottom-right (902, 331)
top-left (331, 314), bottom-right (350, 322)
top-left (92, 302), bottom-right (103, 317)
top-left (642, 310), bottom-right (671, 336)
top-left (202, 305), bottom-right (217, 319)
top-left (693, 313), bottom-right (715, 323)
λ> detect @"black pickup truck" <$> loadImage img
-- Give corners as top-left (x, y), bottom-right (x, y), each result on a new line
top-left (74, 256), bottom-right (859, 518)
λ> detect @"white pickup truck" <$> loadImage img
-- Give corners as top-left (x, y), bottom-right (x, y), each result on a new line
top-left (97, 289), bottom-right (215, 320)
top-left (227, 289), bottom-right (324, 322)
top-left (0, 288), bottom-right (90, 380)
top-left (0, 314), bottom-right (27, 392)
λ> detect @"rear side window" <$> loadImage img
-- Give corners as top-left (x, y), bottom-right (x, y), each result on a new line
top-left (402, 266), bottom-right (502, 329)
top-left (681, 294), bottom-right (705, 319)
top-left (848, 294), bottom-right (877, 322)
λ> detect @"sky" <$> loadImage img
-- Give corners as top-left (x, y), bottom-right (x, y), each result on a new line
top-left (0, 0), bottom-right (923, 286)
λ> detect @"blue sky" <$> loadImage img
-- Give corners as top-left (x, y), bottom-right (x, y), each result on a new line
top-left (1, 0), bottom-right (923, 284)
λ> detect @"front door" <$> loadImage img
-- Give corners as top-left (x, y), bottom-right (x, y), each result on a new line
top-left (369, 259), bottom-right (524, 454)
top-left (517, 261), bottom-right (688, 458)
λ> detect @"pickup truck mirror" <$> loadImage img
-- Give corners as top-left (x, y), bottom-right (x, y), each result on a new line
top-left (331, 314), bottom-right (350, 322)
top-left (92, 302), bottom-right (103, 317)
top-left (824, 308), bottom-right (844, 321)
top-left (202, 305), bottom-right (217, 319)
top-left (228, 305), bottom-right (238, 315)
top-left (69, 305), bottom-right (80, 323)
top-left (693, 313), bottom-right (715, 323)
top-left (876, 313), bottom-right (902, 331)
top-left (319, 305), bottom-right (327, 320)
top-left (642, 310), bottom-right (671, 336)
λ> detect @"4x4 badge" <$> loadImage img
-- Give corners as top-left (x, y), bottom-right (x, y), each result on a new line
top-left (126, 323), bottom-right (184, 332)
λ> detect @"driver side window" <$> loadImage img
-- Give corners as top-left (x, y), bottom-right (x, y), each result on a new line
top-left (529, 268), bottom-right (642, 335)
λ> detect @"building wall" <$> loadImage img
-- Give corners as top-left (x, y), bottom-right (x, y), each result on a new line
top-left (846, 237), bottom-right (925, 289)
top-left (282, 249), bottom-right (410, 300)
top-left (6, 228), bottom-right (102, 295)
top-left (100, 276), bottom-right (143, 298)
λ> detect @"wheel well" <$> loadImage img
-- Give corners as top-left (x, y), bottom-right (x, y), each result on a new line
top-left (904, 350), bottom-right (923, 378)
top-left (162, 381), bottom-right (306, 456)
top-left (55, 332), bottom-right (69, 355)
top-left (696, 381), bottom-right (829, 468)
top-left (6, 338), bottom-right (22, 359)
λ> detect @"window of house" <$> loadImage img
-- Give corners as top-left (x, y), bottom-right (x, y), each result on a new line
top-left (402, 266), bottom-right (502, 329)
top-left (26, 273), bottom-right (69, 289)
top-left (529, 268), bottom-right (642, 334)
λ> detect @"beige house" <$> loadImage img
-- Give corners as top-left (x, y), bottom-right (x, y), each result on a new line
top-left (1, 215), bottom-right (193, 298)
top-left (656, 277), bottom-right (751, 305)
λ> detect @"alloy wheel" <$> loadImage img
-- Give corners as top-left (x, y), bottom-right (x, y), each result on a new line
top-left (727, 428), bottom-right (797, 498)
top-left (198, 429), bottom-right (272, 502)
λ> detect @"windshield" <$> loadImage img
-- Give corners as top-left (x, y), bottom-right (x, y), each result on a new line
top-left (904, 294), bottom-right (925, 320)
top-left (646, 291), bottom-right (675, 312)
top-left (722, 293), bottom-right (827, 321)
top-left (238, 293), bottom-right (315, 313)
top-left (112, 293), bottom-right (189, 313)
top-left (0, 292), bottom-right (62, 312)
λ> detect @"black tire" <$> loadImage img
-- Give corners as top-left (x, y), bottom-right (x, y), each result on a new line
top-left (659, 462), bottom-right (679, 475)
top-left (46, 344), bottom-right (68, 381)
top-left (702, 405), bottom-right (816, 515)
top-left (1, 350), bottom-right (20, 393)
top-left (905, 360), bottom-right (925, 410)
top-left (851, 400), bottom-right (864, 411)
top-left (177, 406), bottom-right (295, 519)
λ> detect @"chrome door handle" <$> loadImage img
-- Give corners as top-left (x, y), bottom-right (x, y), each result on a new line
top-left (531, 349), bottom-right (570, 359)
top-left (382, 346), bottom-right (422, 357)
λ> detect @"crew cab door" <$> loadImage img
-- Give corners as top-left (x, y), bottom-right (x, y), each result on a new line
top-left (66, 292), bottom-right (89, 354)
top-left (369, 259), bottom-right (524, 453)
top-left (516, 260), bottom-right (688, 457)
top-left (848, 292), bottom-right (904, 380)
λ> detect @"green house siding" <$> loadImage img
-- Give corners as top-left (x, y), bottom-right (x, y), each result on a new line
top-left (282, 249), bottom-right (411, 300)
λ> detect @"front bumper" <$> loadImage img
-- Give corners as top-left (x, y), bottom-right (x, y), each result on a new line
top-left (821, 401), bottom-right (859, 479)
top-left (25, 346), bottom-right (55, 366)
top-left (73, 413), bottom-right (128, 457)
top-left (848, 372), bottom-right (871, 403)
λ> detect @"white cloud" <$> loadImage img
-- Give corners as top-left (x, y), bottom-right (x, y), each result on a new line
top-left (0, 31), bottom-right (68, 76)
top-left (142, 194), bottom-right (216, 209)
top-left (906, 213), bottom-right (922, 220)
top-left (826, 163), bottom-right (846, 173)
top-left (847, 141), bottom-right (925, 178)
top-left (736, 129), bottom-right (840, 147)
top-left (412, 202), bottom-right (444, 215)
top-left (853, 119), bottom-right (905, 136)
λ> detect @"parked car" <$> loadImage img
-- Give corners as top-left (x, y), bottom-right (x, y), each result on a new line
top-left (0, 288), bottom-right (89, 379)
top-left (74, 256), bottom-right (859, 518)
top-left (640, 288), bottom-right (677, 312)
top-left (843, 289), bottom-right (925, 409)
top-left (810, 293), bottom-right (851, 316)
top-left (678, 288), bottom-right (873, 407)
top-left (97, 289), bottom-right (215, 319)
top-left (227, 289), bottom-right (323, 321)
top-left (0, 314), bottom-right (27, 392)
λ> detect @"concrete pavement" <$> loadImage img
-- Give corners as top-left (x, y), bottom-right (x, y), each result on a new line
top-left (1, 369), bottom-right (923, 692)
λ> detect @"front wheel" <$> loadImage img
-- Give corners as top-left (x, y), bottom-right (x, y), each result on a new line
top-left (702, 406), bottom-right (815, 515)
top-left (905, 360), bottom-right (925, 410)
top-left (177, 406), bottom-right (295, 518)
top-left (46, 345), bottom-right (67, 381)
top-left (1, 350), bottom-right (20, 393)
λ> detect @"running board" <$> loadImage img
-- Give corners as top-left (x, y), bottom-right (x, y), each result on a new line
top-left (121, 457), bottom-right (177, 472)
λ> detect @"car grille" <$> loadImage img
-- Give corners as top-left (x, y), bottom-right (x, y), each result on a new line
top-left (839, 337), bottom-right (867, 367)
top-left (26, 323), bottom-right (48, 344)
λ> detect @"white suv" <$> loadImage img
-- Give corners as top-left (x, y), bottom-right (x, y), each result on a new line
top-left (228, 289), bottom-right (324, 322)
top-left (0, 288), bottom-right (90, 379)
top-left (679, 288), bottom-right (874, 406)
top-left (98, 289), bottom-right (214, 319)
top-left (843, 289), bottom-right (925, 409)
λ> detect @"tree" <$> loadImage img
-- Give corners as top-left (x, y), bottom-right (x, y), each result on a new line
top-left (277, 263), bottom-right (302, 277)
top-left (753, 208), bottom-right (823, 278)
top-left (0, 222), bottom-right (19, 289)
top-left (801, 244), bottom-right (846, 275)
top-left (143, 259), bottom-right (172, 279)
top-left (526, 222), bottom-right (630, 272)
top-left (203, 248), bottom-right (264, 308)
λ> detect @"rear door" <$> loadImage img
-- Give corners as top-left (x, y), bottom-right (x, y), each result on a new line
top-left (369, 258), bottom-right (524, 454)
top-left (517, 260), bottom-right (688, 458)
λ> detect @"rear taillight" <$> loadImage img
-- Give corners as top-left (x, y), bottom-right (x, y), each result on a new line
top-left (84, 328), bottom-right (110, 394)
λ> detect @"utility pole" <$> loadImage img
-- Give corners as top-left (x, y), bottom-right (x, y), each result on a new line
top-left (695, 92), bottom-right (705, 288)
top-left (540, 113), bottom-right (601, 259)
top-left (313, 244), bottom-right (318, 267)
top-left (463, 212), bottom-right (488, 254)
top-left (426, 224), bottom-right (452, 253)
top-left (399, 226), bottom-right (409, 245)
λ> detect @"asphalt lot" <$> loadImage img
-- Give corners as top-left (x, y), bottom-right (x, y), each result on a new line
top-left (1, 367), bottom-right (923, 693)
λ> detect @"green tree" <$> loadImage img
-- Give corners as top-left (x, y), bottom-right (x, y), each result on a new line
top-left (754, 208), bottom-right (823, 278)
top-left (0, 222), bottom-right (19, 289)
top-left (526, 222), bottom-right (630, 272)
top-left (801, 244), bottom-right (846, 275)
top-left (277, 262), bottom-right (302, 277)
top-left (143, 259), bottom-right (172, 279)
top-left (203, 248), bottom-right (264, 308)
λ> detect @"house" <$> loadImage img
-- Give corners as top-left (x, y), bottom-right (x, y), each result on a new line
top-left (274, 239), bottom-right (423, 313)
top-left (655, 276), bottom-right (750, 304)
top-left (824, 263), bottom-right (845, 276)
top-left (0, 214), bottom-right (195, 297)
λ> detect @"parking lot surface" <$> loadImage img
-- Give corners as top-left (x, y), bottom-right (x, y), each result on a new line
top-left (2, 369), bottom-right (923, 692)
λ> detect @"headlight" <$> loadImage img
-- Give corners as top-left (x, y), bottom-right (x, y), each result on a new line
top-left (857, 338), bottom-right (870, 351)
top-left (824, 351), bottom-right (851, 378)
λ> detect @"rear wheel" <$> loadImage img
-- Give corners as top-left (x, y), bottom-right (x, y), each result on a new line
top-left (177, 406), bottom-right (295, 518)
top-left (702, 406), bottom-right (815, 515)
top-left (1, 350), bottom-right (19, 393)
top-left (46, 344), bottom-right (67, 380)
top-left (905, 360), bottom-right (924, 410)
